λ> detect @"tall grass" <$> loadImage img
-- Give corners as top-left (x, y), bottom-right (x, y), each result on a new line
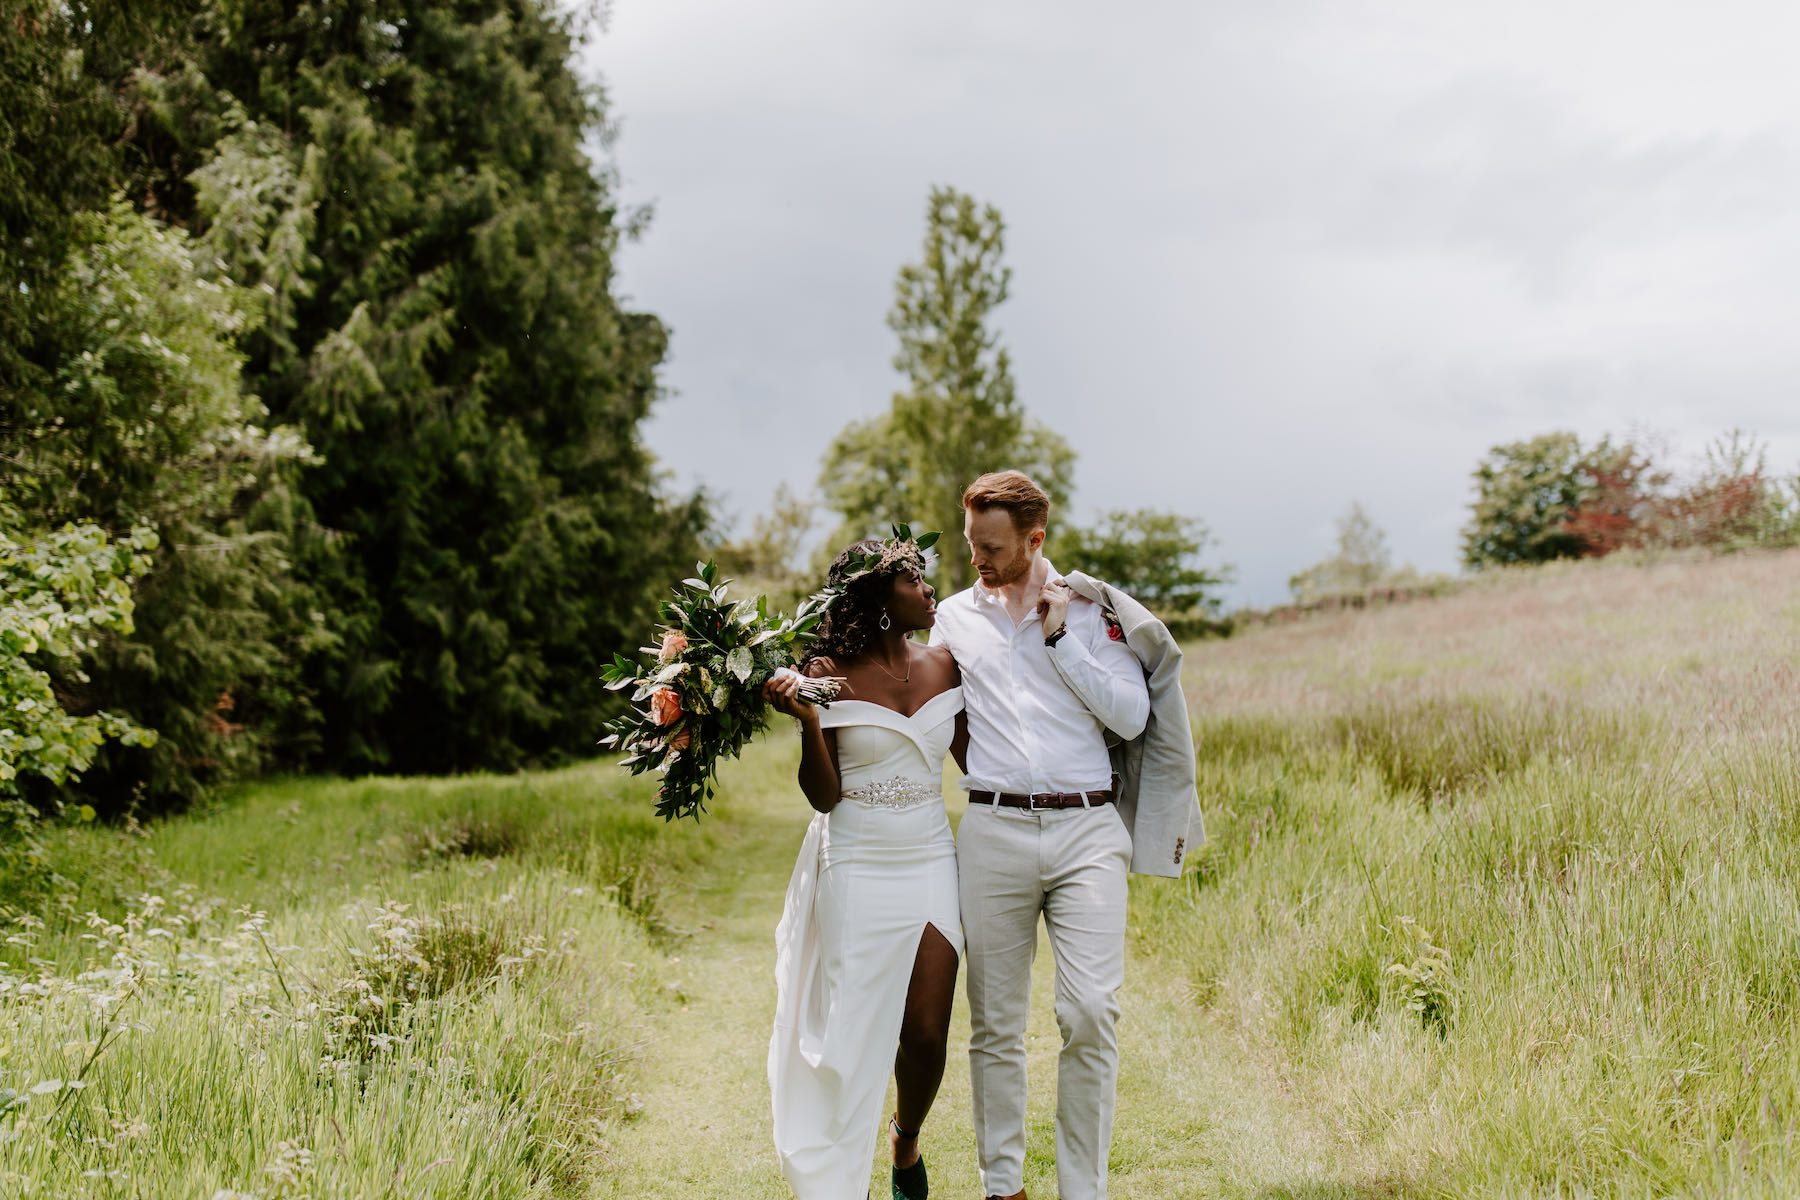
top-left (10, 548), bottom-right (1800, 1196)
top-left (1139, 548), bottom-right (1800, 1195)
top-left (0, 762), bottom-right (721, 1196)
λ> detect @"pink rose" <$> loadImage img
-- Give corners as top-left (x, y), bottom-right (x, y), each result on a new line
top-left (650, 687), bottom-right (683, 727)
top-left (658, 629), bottom-right (689, 663)
top-left (667, 726), bottom-right (692, 752)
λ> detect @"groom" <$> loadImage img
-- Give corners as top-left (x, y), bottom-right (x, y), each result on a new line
top-left (932, 470), bottom-right (1199, 1200)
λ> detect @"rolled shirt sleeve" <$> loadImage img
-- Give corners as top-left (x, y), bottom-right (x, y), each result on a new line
top-left (1046, 599), bottom-right (1149, 741)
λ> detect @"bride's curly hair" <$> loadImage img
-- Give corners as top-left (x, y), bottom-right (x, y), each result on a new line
top-left (799, 539), bottom-right (917, 670)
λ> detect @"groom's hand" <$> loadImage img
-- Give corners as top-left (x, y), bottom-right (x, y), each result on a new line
top-left (1037, 579), bottom-right (1072, 638)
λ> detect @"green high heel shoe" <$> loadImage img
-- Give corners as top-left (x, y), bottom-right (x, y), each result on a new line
top-left (891, 1114), bottom-right (927, 1200)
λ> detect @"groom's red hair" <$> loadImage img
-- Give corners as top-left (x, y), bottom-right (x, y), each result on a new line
top-left (962, 470), bottom-right (1050, 533)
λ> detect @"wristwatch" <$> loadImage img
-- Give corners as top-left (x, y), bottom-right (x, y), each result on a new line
top-left (1044, 623), bottom-right (1068, 648)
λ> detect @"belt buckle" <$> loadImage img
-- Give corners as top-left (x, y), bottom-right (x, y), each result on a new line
top-left (1026, 792), bottom-right (1047, 811)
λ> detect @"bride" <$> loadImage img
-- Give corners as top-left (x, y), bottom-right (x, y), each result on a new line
top-left (764, 531), bottom-right (966, 1200)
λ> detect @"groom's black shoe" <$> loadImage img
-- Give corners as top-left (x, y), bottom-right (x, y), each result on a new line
top-left (890, 1115), bottom-right (927, 1200)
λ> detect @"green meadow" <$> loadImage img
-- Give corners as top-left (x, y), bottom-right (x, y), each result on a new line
top-left (8, 548), bottom-right (1800, 1197)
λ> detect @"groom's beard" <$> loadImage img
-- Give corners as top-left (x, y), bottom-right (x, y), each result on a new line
top-left (983, 554), bottom-right (1035, 589)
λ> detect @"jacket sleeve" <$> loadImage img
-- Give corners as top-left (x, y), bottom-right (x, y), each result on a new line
top-left (1046, 600), bottom-right (1149, 740)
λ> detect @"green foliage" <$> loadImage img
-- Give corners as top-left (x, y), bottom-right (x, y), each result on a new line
top-left (130, 0), bottom-right (705, 773)
top-left (1384, 917), bottom-right (1454, 1038)
top-left (0, 513), bottom-right (158, 796)
top-left (0, 0), bottom-right (184, 399)
top-left (1056, 508), bottom-right (1230, 615)
top-left (821, 187), bottom-right (1074, 590)
top-left (1461, 431), bottom-right (1595, 568)
top-left (3, 200), bottom-right (316, 808)
top-left (1743, 475), bottom-right (1800, 547)
top-left (0, 506), bottom-right (157, 902)
top-left (599, 561), bottom-right (834, 821)
top-left (3, 0), bottom-right (710, 799)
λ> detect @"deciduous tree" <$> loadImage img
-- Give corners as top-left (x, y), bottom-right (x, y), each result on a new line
top-left (1461, 433), bottom-right (1595, 568)
top-left (1290, 502), bottom-right (1394, 601)
top-left (821, 187), bottom-right (1073, 590)
top-left (0, 504), bottom-right (157, 898)
top-left (1057, 508), bottom-right (1230, 615)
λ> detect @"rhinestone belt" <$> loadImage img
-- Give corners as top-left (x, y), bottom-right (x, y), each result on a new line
top-left (839, 777), bottom-right (942, 810)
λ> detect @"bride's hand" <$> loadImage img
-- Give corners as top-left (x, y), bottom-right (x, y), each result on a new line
top-left (763, 669), bottom-right (815, 720)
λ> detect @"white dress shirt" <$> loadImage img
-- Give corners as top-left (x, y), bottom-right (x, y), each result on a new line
top-left (932, 559), bottom-right (1150, 796)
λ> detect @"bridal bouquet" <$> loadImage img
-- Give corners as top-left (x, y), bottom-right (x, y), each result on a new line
top-left (599, 561), bottom-right (841, 822)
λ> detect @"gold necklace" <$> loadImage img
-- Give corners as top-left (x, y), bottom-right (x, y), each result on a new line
top-left (868, 646), bottom-right (912, 684)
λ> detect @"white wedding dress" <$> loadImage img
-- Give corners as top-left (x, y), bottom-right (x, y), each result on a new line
top-left (769, 686), bottom-right (965, 1199)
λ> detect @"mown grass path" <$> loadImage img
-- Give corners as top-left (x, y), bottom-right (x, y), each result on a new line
top-left (594, 743), bottom-right (1351, 1200)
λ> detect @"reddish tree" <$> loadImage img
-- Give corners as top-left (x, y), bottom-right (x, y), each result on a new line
top-left (1661, 472), bottom-right (1766, 548)
top-left (1564, 444), bottom-right (1667, 557)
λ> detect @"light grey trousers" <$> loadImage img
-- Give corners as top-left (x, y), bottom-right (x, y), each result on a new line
top-left (958, 800), bottom-right (1132, 1200)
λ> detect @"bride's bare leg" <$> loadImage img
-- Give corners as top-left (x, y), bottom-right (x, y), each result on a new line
top-left (892, 922), bottom-right (959, 1167)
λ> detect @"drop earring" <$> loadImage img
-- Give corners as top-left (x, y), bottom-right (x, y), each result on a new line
top-left (879, 611), bottom-right (893, 631)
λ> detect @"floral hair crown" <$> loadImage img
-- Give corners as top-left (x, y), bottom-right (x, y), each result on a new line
top-left (811, 524), bottom-right (941, 616)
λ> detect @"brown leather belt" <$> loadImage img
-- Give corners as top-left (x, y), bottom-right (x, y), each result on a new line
top-left (968, 789), bottom-right (1114, 811)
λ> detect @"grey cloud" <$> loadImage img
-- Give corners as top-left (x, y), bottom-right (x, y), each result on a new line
top-left (1312, 73), bottom-right (1800, 294)
top-left (593, 0), bottom-right (1800, 607)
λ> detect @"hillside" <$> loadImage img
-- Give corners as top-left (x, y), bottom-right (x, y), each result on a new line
top-left (5, 548), bottom-right (1800, 1196)
top-left (1148, 546), bottom-right (1800, 1195)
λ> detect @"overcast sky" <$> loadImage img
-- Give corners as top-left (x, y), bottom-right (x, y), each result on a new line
top-left (586, 0), bottom-right (1800, 606)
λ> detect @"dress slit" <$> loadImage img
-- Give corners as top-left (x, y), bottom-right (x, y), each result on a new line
top-left (770, 689), bottom-right (964, 1199)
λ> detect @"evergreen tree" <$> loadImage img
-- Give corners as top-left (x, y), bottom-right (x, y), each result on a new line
top-left (135, 0), bottom-right (703, 772)
top-left (821, 187), bottom-right (1074, 590)
top-left (0, 0), bottom-right (184, 403)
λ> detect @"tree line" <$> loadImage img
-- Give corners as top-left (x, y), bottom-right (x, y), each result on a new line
top-left (9, 0), bottom-right (1783, 860)
top-left (3, 7), bottom-right (1233, 865)
top-left (3, 0), bottom-right (706, 842)
top-left (1275, 431), bottom-right (1800, 617)
top-left (1461, 431), bottom-right (1800, 568)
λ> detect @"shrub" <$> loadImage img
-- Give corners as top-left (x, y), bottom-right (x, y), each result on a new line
top-left (0, 509), bottom-right (157, 908)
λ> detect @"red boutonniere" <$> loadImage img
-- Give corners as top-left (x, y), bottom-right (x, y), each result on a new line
top-left (1103, 612), bottom-right (1124, 641)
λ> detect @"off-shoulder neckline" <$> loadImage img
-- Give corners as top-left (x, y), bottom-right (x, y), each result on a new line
top-left (826, 684), bottom-right (963, 723)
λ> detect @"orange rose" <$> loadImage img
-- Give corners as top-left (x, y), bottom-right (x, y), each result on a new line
top-left (658, 629), bottom-right (689, 663)
top-left (668, 726), bottom-right (692, 752)
top-left (650, 686), bottom-right (683, 726)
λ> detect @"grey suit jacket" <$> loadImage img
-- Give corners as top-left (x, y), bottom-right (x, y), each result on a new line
top-left (1055, 571), bottom-right (1203, 877)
